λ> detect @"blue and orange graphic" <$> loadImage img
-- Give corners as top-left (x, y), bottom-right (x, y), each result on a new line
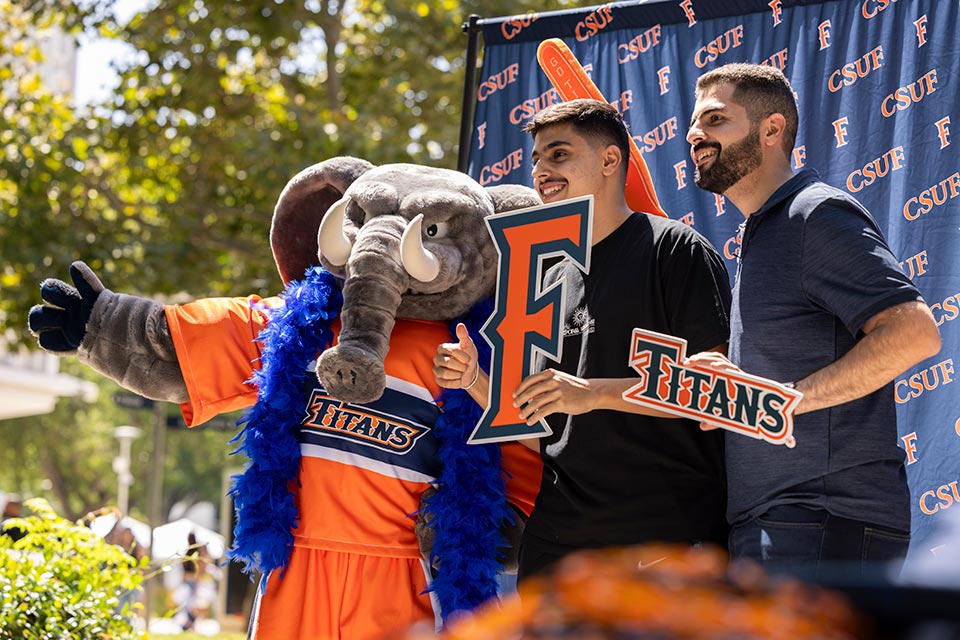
top-left (468, 196), bottom-right (593, 444)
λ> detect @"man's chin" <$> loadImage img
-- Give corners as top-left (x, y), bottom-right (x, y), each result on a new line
top-left (694, 174), bottom-right (726, 195)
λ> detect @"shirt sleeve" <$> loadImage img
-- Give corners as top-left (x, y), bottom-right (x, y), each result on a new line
top-left (659, 226), bottom-right (733, 354)
top-left (800, 200), bottom-right (921, 337)
top-left (164, 295), bottom-right (283, 426)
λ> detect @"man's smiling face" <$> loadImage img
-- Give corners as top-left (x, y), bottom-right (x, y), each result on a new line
top-left (687, 82), bottom-right (763, 195)
top-left (531, 122), bottom-right (610, 204)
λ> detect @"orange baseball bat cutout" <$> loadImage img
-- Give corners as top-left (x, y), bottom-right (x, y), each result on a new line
top-left (536, 38), bottom-right (667, 218)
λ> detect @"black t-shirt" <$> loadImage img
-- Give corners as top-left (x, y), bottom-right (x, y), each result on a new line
top-left (524, 213), bottom-right (732, 550)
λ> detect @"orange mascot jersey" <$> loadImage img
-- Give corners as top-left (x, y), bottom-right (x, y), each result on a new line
top-left (165, 296), bottom-right (541, 640)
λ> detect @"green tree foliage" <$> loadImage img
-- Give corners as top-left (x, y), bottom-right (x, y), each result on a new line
top-left (0, 498), bottom-right (146, 639)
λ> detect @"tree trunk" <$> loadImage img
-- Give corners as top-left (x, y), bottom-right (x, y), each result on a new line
top-left (319, 1), bottom-right (344, 109)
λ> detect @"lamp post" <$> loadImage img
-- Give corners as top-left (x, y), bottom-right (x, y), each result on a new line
top-left (112, 425), bottom-right (141, 516)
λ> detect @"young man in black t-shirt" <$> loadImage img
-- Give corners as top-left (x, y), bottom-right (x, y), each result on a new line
top-left (434, 99), bottom-right (732, 580)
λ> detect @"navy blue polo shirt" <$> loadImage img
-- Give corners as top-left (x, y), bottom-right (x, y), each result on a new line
top-left (726, 169), bottom-right (920, 532)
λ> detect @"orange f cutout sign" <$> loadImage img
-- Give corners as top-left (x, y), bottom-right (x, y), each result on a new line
top-left (537, 38), bottom-right (667, 218)
top-left (468, 196), bottom-right (593, 444)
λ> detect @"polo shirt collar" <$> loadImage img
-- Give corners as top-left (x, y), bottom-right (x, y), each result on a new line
top-left (750, 169), bottom-right (820, 218)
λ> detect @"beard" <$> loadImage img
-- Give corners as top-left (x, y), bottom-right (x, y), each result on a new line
top-left (694, 124), bottom-right (762, 194)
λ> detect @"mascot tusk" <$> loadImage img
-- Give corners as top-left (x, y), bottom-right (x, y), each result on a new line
top-left (317, 196), bottom-right (354, 267)
top-left (401, 214), bottom-right (440, 282)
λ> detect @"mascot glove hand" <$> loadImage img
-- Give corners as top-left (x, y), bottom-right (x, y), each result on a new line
top-left (414, 486), bottom-right (439, 570)
top-left (28, 261), bottom-right (105, 354)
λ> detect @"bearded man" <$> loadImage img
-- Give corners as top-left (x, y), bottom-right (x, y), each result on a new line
top-left (686, 63), bottom-right (940, 576)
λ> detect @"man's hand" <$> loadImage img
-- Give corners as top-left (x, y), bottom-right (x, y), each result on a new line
top-left (684, 351), bottom-right (743, 431)
top-left (433, 322), bottom-right (479, 389)
top-left (683, 350), bottom-right (741, 374)
top-left (27, 261), bottom-right (105, 354)
top-left (513, 368), bottom-right (594, 426)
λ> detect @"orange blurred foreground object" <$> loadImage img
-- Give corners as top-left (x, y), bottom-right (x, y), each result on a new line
top-left (403, 544), bottom-right (866, 640)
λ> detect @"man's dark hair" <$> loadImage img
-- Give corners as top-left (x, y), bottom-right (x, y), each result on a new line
top-left (523, 99), bottom-right (631, 179)
top-left (696, 63), bottom-right (799, 157)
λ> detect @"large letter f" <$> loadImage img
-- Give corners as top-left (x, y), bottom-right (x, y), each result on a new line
top-left (468, 196), bottom-right (592, 443)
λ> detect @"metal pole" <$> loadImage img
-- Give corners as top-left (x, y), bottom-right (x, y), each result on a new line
top-left (112, 425), bottom-right (141, 516)
top-left (457, 14), bottom-right (482, 174)
top-left (217, 465), bottom-right (241, 627)
top-left (144, 402), bottom-right (167, 625)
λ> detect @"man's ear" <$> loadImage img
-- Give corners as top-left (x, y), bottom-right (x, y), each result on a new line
top-left (601, 144), bottom-right (624, 177)
top-left (761, 113), bottom-right (787, 149)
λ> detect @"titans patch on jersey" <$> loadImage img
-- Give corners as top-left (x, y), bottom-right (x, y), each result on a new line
top-left (298, 371), bottom-right (442, 482)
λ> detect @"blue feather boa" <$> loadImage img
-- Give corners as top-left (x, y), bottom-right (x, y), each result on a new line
top-left (229, 267), bottom-right (341, 575)
top-left (228, 267), bottom-right (508, 622)
top-left (421, 299), bottom-right (513, 620)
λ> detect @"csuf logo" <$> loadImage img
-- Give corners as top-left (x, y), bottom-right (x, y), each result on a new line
top-left (477, 63), bottom-right (520, 102)
top-left (827, 45), bottom-right (884, 92)
top-left (501, 12), bottom-right (539, 40)
top-left (694, 25), bottom-right (745, 68)
top-left (469, 196), bottom-right (593, 444)
top-left (575, 5), bottom-right (615, 42)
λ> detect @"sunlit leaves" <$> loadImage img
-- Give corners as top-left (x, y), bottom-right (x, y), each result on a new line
top-left (0, 498), bottom-right (146, 638)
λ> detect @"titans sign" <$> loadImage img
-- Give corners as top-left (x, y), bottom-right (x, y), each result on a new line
top-left (623, 328), bottom-right (803, 447)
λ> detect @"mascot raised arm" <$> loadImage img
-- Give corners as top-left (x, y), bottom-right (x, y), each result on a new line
top-left (29, 157), bottom-right (542, 639)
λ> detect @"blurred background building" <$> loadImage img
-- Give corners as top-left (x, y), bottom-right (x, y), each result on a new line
top-left (0, 333), bottom-right (98, 420)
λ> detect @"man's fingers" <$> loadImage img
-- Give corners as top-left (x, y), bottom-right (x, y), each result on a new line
top-left (433, 361), bottom-right (464, 381)
top-left (520, 394), bottom-right (560, 425)
top-left (699, 422), bottom-right (721, 431)
top-left (685, 352), bottom-right (738, 373)
top-left (436, 377), bottom-right (459, 389)
top-left (514, 383), bottom-right (542, 408)
top-left (447, 348), bottom-right (472, 366)
top-left (516, 382), bottom-right (564, 422)
top-left (514, 370), bottom-right (558, 404)
top-left (434, 349), bottom-right (469, 370)
top-left (513, 369), bottom-right (552, 400)
top-left (455, 322), bottom-right (477, 354)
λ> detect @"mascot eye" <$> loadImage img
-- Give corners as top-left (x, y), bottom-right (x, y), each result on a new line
top-left (424, 221), bottom-right (448, 239)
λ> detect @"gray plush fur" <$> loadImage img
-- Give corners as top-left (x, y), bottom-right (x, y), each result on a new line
top-left (271, 156), bottom-right (374, 285)
top-left (80, 289), bottom-right (188, 404)
top-left (273, 158), bottom-right (539, 403)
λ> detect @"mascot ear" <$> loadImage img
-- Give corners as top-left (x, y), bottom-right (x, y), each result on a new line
top-left (484, 184), bottom-right (541, 214)
top-left (271, 157), bottom-right (375, 284)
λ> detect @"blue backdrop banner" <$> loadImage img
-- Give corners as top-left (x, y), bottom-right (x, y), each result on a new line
top-left (466, 0), bottom-right (959, 564)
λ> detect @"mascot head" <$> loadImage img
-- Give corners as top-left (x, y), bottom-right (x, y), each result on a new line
top-left (269, 156), bottom-right (539, 403)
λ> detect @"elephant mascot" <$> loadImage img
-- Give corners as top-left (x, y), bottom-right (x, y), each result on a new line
top-left (29, 157), bottom-right (543, 639)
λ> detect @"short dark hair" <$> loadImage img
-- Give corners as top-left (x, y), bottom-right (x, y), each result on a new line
top-left (696, 63), bottom-right (798, 157)
top-left (523, 99), bottom-right (631, 178)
